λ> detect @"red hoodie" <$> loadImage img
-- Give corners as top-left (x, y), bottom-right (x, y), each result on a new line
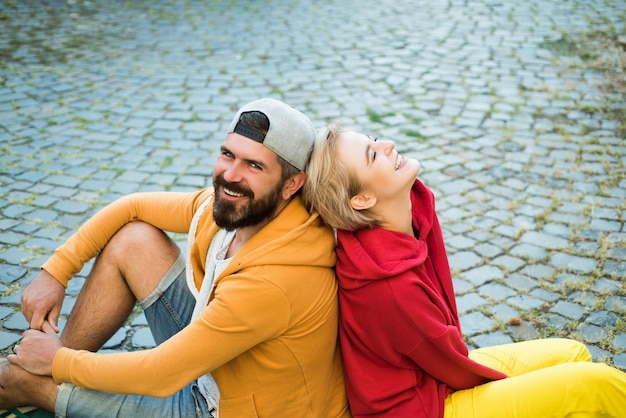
top-left (336, 179), bottom-right (507, 418)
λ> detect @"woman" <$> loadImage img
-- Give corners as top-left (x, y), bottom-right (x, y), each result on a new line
top-left (302, 123), bottom-right (626, 418)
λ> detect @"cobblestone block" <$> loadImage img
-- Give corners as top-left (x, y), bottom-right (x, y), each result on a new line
top-left (54, 200), bottom-right (90, 215)
top-left (0, 232), bottom-right (24, 246)
top-left (544, 314), bottom-right (570, 331)
top-left (602, 259), bottom-right (626, 277)
top-left (591, 278), bottom-right (621, 294)
top-left (0, 331), bottom-right (21, 351)
top-left (568, 291), bottom-right (601, 308)
top-left (448, 251), bottom-right (482, 271)
top-left (3, 313), bottom-right (28, 331)
top-left (461, 265), bottom-right (504, 286)
top-left (587, 345), bottom-right (613, 363)
top-left (103, 328), bottom-right (129, 349)
top-left (0, 306), bottom-right (13, 320)
top-left (473, 242), bottom-right (504, 258)
top-left (132, 327), bottom-right (156, 348)
top-left (506, 273), bottom-right (539, 292)
top-left (445, 235), bottom-right (476, 250)
top-left (587, 311), bottom-right (619, 328)
top-left (510, 243), bottom-right (548, 260)
top-left (492, 255), bottom-right (526, 272)
top-left (60, 297), bottom-right (76, 316)
top-left (549, 253), bottom-right (597, 274)
top-left (520, 231), bottom-right (569, 250)
top-left (487, 303), bottom-right (520, 322)
top-left (520, 264), bottom-right (556, 281)
top-left (509, 321), bottom-right (541, 340)
top-left (550, 301), bottom-right (586, 320)
top-left (460, 311), bottom-right (496, 336)
top-left (478, 283), bottom-right (517, 301)
top-left (452, 278), bottom-right (474, 294)
top-left (611, 333), bottom-right (626, 350)
top-left (0, 247), bottom-right (33, 264)
top-left (2, 204), bottom-right (35, 219)
top-left (606, 296), bottom-right (626, 311)
top-left (456, 293), bottom-right (488, 314)
top-left (472, 332), bottom-right (514, 348)
top-left (530, 288), bottom-right (561, 302)
top-left (613, 353), bottom-right (626, 370)
top-left (573, 323), bottom-right (609, 344)
top-left (507, 294), bottom-right (545, 310)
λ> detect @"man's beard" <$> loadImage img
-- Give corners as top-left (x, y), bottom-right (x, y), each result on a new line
top-left (212, 174), bottom-right (284, 231)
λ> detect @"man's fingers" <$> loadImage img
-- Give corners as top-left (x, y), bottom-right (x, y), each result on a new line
top-left (47, 308), bottom-right (60, 333)
top-left (7, 353), bottom-right (18, 365)
top-left (29, 311), bottom-right (45, 331)
top-left (42, 320), bottom-right (57, 335)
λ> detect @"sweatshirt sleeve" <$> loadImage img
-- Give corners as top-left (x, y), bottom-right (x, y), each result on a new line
top-left (42, 189), bottom-right (210, 287)
top-left (393, 280), bottom-right (507, 389)
top-left (51, 272), bottom-right (291, 397)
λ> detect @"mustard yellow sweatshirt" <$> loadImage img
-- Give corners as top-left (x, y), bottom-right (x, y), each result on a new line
top-left (43, 189), bottom-right (351, 417)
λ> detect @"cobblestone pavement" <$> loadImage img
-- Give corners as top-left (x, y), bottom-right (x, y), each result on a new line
top-left (1, 0), bottom-right (625, 372)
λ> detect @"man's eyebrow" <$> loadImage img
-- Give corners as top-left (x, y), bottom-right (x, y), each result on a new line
top-left (245, 156), bottom-right (268, 169)
top-left (221, 145), bottom-right (268, 169)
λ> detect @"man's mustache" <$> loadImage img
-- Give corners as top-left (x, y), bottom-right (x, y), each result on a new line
top-left (214, 175), bottom-right (254, 198)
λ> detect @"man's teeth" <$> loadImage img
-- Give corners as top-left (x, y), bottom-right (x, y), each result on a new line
top-left (224, 188), bottom-right (245, 197)
top-left (394, 154), bottom-right (403, 170)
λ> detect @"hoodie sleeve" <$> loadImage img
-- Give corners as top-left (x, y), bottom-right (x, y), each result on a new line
top-left (392, 275), bottom-right (507, 389)
top-left (52, 271), bottom-right (291, 397)
top-left (41, 189), bottom-right (211, 287)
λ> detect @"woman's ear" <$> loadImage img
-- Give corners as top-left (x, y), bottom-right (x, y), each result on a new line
top-left (350, 193), bottom-right (377, 211)
top-left (281, 172), bottom-right (306, 200)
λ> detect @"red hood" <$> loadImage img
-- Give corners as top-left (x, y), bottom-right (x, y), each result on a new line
top-left (337, 179), bottom-right (439, 289)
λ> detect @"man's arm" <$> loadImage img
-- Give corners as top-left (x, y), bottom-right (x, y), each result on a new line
top-left (42, 190), bottom-right (207, 287)
top-left (48, 275), bottom-right (288, 397)
top-left (22, 189), bottom-right (211, 330)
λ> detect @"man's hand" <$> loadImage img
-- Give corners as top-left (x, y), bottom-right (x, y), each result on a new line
top-left (20, 270), bottom-right (65, 332)
top-left (8, 321), bottom-right (62, 376)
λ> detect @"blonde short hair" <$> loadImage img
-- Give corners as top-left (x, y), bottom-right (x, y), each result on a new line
top-left (303, 123), bottom-right (381, 231)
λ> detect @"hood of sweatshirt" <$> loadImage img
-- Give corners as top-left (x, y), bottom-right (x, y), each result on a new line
top-left (336, 179), bottom-right (436, 290)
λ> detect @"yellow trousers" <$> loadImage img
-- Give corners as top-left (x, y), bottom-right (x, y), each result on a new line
top-left (444, 339), bottom-right (626, 418)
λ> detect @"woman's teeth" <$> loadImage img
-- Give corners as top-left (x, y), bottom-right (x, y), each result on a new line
top-left (394, 154), bottom-right (404, 170)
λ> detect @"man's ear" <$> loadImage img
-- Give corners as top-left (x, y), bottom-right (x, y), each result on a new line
top-left (350, 193), bottom-right (377, 211)
top-left (282, 172), bottom-right (306, 200)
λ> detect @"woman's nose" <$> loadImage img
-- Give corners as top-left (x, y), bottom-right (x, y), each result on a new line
top-left (374, 140), bottom-right (395, 155)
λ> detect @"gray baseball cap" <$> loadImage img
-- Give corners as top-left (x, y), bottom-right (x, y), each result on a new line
top-left (228, 98), bottom-right (316, 171)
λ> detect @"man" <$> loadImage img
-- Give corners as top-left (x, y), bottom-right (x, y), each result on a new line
top-left (0, 99), bottom-right (351, 417)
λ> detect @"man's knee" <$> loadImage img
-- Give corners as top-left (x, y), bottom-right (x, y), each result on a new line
top-left (100, 221), bottom-right (181, 300)
top-left (105, 221), bottom-right (179, 260)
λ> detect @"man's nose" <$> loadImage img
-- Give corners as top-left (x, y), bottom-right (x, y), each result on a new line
top-left (222, 161), bottom-right (244, 183)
